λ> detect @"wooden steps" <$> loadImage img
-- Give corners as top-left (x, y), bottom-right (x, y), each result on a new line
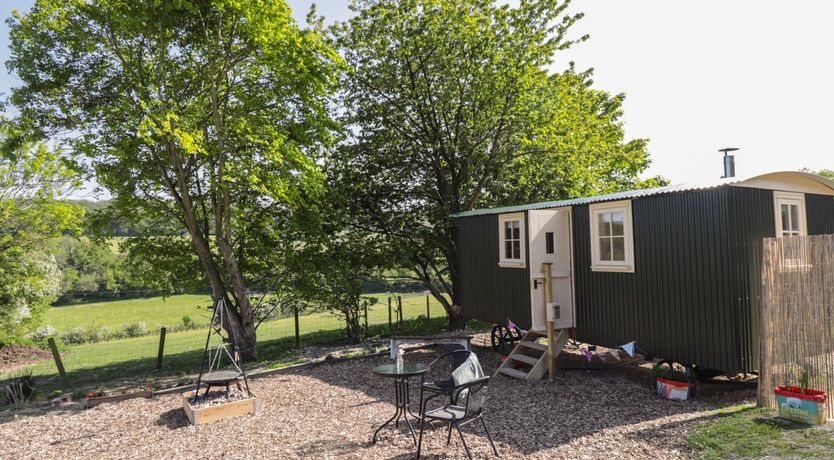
top-left (495, 329), bottom-right (570, 383)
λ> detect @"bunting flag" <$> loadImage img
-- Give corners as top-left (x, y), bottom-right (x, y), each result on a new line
top-left (596, 351), bottom-right (607, 363)
top-left (581, 348), bottom-right (594, 362)
top-left (507, 319), bottom-right (526, 336)
top-left (608, 349), bottom-right (621, 361)
top-left (621, 341), bottom-right (636, 358)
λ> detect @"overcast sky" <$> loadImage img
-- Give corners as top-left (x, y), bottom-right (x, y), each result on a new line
top-left (2, 0), bottom-right (832, 196)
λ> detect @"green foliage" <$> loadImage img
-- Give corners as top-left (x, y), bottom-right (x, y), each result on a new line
top-left (490, 68), bottom-right (667, 205)
top-left (331, 0), bottom-right (660, 324)
top-left (51, 237), bottom-right (135, 299)
top-left (650, 362), bottom-right (688, 382)
top-left (0, 131), bottom-right (83, 339)
top-left (8, 0), bottom-right (342, 355)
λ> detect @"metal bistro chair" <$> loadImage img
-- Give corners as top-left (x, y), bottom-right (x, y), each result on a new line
top-left (416, 376), bottom-right (498, 459)
top-left (420, 349), bottom-right (475, 404)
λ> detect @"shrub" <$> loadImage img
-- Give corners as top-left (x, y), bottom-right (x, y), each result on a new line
top-left (28, 325), bottom-right (57, 343)
top-left (60, 327), bottom-right (87, 345)
top-left (651, 363), bottom-right (689, 382)
top-left (121, 322), bottom-right (147, 338)
top-left (3, 370), bottom-right (35, 405)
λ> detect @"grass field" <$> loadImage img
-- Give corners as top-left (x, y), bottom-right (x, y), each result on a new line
top-left (24, 293), bottom-right (465, 394)
top-left (46, 295), bottom-right (215, 332)
top-left (687, 405), bottom-right (834, 459)
top-left (45, 293), bottom-right (442, 333)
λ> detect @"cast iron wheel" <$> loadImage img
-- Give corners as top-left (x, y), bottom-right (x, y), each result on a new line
top-left (491, 325), bottom-right (513, 354)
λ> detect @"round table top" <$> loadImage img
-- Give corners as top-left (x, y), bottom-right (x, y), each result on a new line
top-left (372, 362), bottom-right (430, 378)
top-left (202, 370), bottom-right (241, 385)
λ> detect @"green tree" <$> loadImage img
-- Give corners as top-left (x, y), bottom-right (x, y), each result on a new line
top-left (0, 141), bottom-right (82, 339)
top-left (332, 0), bottom-right (657, 328)
top-left (8, 0), bottom-right (340, 356)
top-left (489, 68), bottom-right (667, 205)
top-left (812, 169), bottom-right (834, 180)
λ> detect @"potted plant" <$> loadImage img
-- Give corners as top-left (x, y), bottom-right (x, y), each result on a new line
top-left (775, 368), bottom-right (828, 425)
top-left (651, 362), bottom-right (695, 401)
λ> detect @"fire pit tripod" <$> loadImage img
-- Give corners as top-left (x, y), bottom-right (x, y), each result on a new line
top-left (193, 297), bottom-right (251, 399)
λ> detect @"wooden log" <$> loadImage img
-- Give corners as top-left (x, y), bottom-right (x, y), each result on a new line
top-left (364, 303), bottom-right (369, 333)
top-left (156, 327), bottom-right (167, 370)
top-left (47, 338), bottom-right (69, 390)
top-left (388, 297), bottom-right (392, 332)
top-left (426, 295), bottom-right (430, 318)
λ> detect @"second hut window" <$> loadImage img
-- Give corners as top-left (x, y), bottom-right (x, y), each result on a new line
top-left (589, 200), bottom-right (634, 272)
top-left (498, 213), bottom-right (525, 267)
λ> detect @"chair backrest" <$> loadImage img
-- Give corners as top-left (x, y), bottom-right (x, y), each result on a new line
top-left (460, 377), bottom-right (489, 417)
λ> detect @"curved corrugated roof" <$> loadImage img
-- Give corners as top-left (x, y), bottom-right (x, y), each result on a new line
top-left (451, 171), bottom-right (834, 218)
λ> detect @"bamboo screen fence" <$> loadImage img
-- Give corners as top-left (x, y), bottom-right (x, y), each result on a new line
top-left (758, 235), bottom-right (834, 418)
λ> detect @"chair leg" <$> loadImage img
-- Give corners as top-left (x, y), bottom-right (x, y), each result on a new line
top-left (455, 422), bottom-right (472, 460)
top-left (446, 422), bottom-right (453, 445)
top-left (480, 416), bottom-right (499, 457)
top-left (417, 410), bottom-right (427, 458)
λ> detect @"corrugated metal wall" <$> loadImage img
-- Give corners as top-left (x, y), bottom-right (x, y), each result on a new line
top-left (573, 188), bottom-right (744, 373)
top-left (807, 194), bottom-right (834, 234)
top-left (457, 214), bottom-right (532, 326)
top-left (726, 190), bottom-right (834, 372)
top-left (457, 187), bottom-right (834, 374)
top-left (727, 187), bottom-right (774, 374)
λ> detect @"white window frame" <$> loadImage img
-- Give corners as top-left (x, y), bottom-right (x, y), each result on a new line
top-left (773, 191), bottom-right (808, 269)
top-left (498, 213), bottom-right (525, 268)
top-left (773, 191), bottom-right (807, 238)
top-left (589, 200), bottom-right (635, 273)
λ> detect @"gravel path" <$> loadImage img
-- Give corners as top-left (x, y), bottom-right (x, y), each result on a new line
top-left (1, 348), bottom-right (716, 459)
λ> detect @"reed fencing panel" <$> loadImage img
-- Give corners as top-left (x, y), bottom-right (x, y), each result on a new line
top-left (758, 234), bottom-right (834, 418)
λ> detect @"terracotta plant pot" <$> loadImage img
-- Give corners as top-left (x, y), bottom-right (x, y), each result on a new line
top-left (774, 386), bottom-right (828, 425)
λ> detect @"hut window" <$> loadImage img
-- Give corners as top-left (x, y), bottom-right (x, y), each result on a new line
top-left (774, 191), bottom-right (807, 263)
top-left (498, 213), bottom-right (525, 267)
top-left (589, 200), bottom-right (634, 272)
top-left (773, 191), bottom-right (806, 239)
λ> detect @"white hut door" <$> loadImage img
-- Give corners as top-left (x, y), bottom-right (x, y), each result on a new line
top-left (528, 208), bottom-right (575, 331)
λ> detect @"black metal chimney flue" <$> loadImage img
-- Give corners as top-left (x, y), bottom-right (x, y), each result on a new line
top-left (718, 147), bottom-right (739, 178)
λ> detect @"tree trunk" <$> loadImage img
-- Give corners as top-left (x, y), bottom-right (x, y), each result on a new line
top-left (446, 223), bottom-right (466, 330)
top-left (345, 307), bottom-right (361, 344)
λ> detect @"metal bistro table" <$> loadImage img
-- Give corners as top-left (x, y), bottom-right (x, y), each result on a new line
top-left (371, 361), bottom-right (429, 445)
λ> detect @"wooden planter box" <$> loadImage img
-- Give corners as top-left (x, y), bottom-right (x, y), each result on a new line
top-left (182, 394), bottom-right (260, 426)
top-left (656, 377), bottom-right (693, 401)
top-left (775, 386), bottom-right (828, 425)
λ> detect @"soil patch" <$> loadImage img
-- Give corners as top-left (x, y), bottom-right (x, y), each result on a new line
top-left (0, 345), bottom-right (51, 375)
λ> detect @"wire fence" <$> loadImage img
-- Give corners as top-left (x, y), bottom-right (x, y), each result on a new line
top-left (18, 293), bottom-right (449, 395)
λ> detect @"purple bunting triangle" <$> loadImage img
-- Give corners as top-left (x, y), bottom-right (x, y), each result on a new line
top-left (507, 319), bottom-right (516, 330)
top-left (582, 348), bottom-right (593, 362)
top-left (597, 351), bottom-right (607, 362)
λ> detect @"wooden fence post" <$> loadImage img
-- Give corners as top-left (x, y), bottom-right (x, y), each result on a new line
top-left (426, 295), bottom-right (430, 319)
top-left (156, 327), bottom-right (167, 370)
top-left (47, 338), bottom-right (69, 389)
top-left (388, 297), bottom-right (392, 332)
top-left (397, 296), bottom-right (403, 326)
top-left (364, 304), bottom-right (369, 333)
top-left (294, 306), bottom-right (300, 347)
